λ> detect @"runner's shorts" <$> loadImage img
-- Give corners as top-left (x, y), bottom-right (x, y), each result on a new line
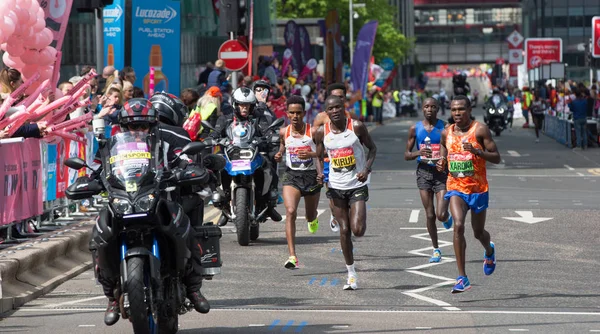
top-left (326, 185), bottom-right (369, 206)
top-left (281, 168), bottom-right (322, 197)
top-left (416, 163), bottom-right (448, 193)
top-left (444, 191), bottom-right (489, 213)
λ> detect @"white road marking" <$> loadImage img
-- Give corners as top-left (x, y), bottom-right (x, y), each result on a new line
top-left (507, 150), bottom-right (521, 157)
top-left (577, 172), bottom-right (585, 176)
top-left (248, 324), bottom-right (265, 327)
top-left (78, 325), bottom-right (96, 327)
top-left (564, 165), bottom-right (575, 171)
top-left (332, 325), bottom-right (350, 329)
top-left (16, 308), bottom-right (600, 316)
top-left (281, 209), bottom-right (326, 223)
top-left (528, 200), bottom-right (538, 203)
top-left (416, 327), bottom-right (432, 330)
top-left (409, 210), bottom-right (420, 223)
top-left (509, 330), bottom-right (529, 332)
top-left (589, 330), bottom-right (600, 332)
top-left (43, 295), bottom-right (105, 308)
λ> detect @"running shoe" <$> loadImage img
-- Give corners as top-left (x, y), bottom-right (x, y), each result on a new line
top-left (284, 256), bottom-right (299, 269)
top-left (443, 215), bottom-right (453, 230)
top-left (429, 249), bottom-right (442, 263)
top-left (277, 194), bottom-right (284, 204)
top-left (483, 241), bottom-right (496, 276)
top-left (343, 275), bottom-right (357, 290)
top-left (307, 218), bottom-right (319, 234)
top-left (329, 214), bottom-right (339, 233)
top-left (451, 276), bottom-right (471, 293)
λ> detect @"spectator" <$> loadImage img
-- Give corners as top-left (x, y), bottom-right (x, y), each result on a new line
top-left (96, 86), bottom-right (124, 124)
top-left (257, 55), bottom-right (266, 77)
top-left (0, 108), bottom-right (47, 139)
top-left (263, 57), bottom-right (277, 85)
top-left (192, 86), bottom-right (222, 138)
top-left (58, 81), bottom-right (74, 95)
top-left (98, 65), bottom-right (116, 94)
top-left (132, 86), bottom-right (145, 98)
top-left (120, 66), bottom-right (137, 84)
top-left (122, 81), bottom-right (134, 101)
top-left (0, 68), bottom-right (23, 103)
top-left (569, 89), bottom-right (589, 151)
top-left (103, 70), bottom-right (122, 94)
top-left (207, 59), bottom-right (226, 88)
top-left (197, 62), bottom-right (214, 86)
top-left (180, 88), bottom-right (200, 110)
top-left (242, 75), bottom-right (253, 88)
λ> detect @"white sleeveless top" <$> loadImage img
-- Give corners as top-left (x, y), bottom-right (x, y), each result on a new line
top-left (284, 124), bottom-right (316, 171)
top-left (324, 119), bottom-right (369, 190)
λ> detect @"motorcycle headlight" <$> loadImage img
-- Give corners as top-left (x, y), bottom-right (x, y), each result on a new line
top-left (488, 108), bottom-right (496, 114)
top-left (498, 108), bottom-right (505, 114)
top-left (135, 194), bottom-right (155, 213)
top-left (112, 198), bottom-right (132, 215)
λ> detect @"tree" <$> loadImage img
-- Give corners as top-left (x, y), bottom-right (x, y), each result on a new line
top-left (276, 0), bottom-right (413, 64)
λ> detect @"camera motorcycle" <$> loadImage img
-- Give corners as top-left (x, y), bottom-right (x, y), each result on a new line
top-left (483, 94), bottom-right (512, 136)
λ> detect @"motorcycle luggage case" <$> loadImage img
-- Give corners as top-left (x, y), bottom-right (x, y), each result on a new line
top-left (195, 222), bottom-right (223, 276)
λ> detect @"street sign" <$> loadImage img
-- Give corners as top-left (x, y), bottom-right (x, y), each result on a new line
top-left (525, 38), bottom-right (562, 70)
top-left (507, 30), bottom-right (524, 48)
top-left (502, 211), bottom-right (553, 224)
top-left (218, 40), bottom-right (249, 72)
top-left (593, 16), bottom-right (600, 58)
top-left (508, 49), bottom-right (523, 64)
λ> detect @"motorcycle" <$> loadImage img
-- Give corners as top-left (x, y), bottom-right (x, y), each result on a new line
top-left (65, 131), bottom-right (221, 334)
top-left (483, 94), bottom-right (511, 136)
top-left (205, 118), bottom-right (284, 246)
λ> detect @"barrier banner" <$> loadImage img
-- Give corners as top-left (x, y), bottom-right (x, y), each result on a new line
top-left (67, 139), bottom-right (82, 186)
top-left (41, 142), bottom-right (48, 202)
top-left (56, 138), bottom-right (69, 199)
top-left (46, 144), bottom-right (57, 201)
top-left (20, 140), bottom-right (43, 218)
top-left (0, 144), bottom-right (22, 226)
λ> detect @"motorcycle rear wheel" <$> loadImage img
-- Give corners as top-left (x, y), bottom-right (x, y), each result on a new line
top-left (127, 257), bottom-right (156, 334)
top-left (235, 188), bottom-right (250, 246)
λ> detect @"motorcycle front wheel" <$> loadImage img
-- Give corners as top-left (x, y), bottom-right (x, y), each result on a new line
top-left (235, 187), bottom-right (250, 246)
top-left (127, 257), bottom-right (157, 334)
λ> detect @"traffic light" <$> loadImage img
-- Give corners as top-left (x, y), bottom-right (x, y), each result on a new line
top-left (219, 0), bottom-right (248, 36)
top-left (73, 0), bottom-right (114, 12)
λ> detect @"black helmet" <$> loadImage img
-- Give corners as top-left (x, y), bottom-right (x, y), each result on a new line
top-left (253, 79), bottom-right (271, 91)
top-left (118, 98), bottom-right (158, 128)
top-left (149, 92), bottom-right (188, 126)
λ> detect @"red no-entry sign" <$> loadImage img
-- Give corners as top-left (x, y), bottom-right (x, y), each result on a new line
top-left (218, 40), bottom-right (249, 72)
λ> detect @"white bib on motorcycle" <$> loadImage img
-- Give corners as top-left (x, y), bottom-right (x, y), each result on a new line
top-left (324, 118), bottom-right (369, 190)
top-left (284, 124), bottom-right (316, 171)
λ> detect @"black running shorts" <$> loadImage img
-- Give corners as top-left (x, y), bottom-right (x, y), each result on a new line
top-left (326, 185), bottom-right (369, 206)
top-left (416, 163), bottom-right (448, 193)
top-left (281, 168), bottom-right (322, 197)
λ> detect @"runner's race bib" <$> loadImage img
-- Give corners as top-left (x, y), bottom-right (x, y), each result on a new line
top-left (288, 146), bottom-right (313, 169)
top-left (330, 147), bottom-right (356, 172)
top-left (448, 152), bottom-right (474, 177)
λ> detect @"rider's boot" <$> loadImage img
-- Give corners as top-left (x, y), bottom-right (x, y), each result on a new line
top-left (187, 290), bottom-right (210, 314)
top-left (104, 298), bottom-right (120, 326)
top-left (266, 189), bottom-right (282, 222)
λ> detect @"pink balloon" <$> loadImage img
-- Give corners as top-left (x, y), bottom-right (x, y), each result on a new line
top-left (38, 28), bottom-right (53, 48)
top-left (2, 16), bottom-right (16, 38)
top-left (0, 30), bottom-right (4, 45)
top-left (25, 82), bottom-right (41, 96)
top-left (37, 46), bottom-right (57, 66)
top-left (2, 52), bottom-right (25, 69)
top-left (21, 64), bottom-right (40, 80)
top-left (21, 49), bottom-right (41, 65)
top-left (32, 15), bottom-right (45, 33)
top-left (6, 38), bottom-right (25, 57)
top-left (39, 66), bottom-right (53, 82)
top-left (0, 43), bottom-right (7, 51)
top-left (14, 5), bottom-right (31, 28)
top-left (30, 33), bottom-right (45, 49)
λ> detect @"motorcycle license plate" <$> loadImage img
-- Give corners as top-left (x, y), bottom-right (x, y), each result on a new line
top-left (231, 159), bottom-right (251, 171)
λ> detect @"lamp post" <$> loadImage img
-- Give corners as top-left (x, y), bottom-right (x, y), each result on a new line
top-left (349, 1), bottom-right (366, 65)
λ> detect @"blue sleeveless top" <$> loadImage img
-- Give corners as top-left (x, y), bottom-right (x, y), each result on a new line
top-left (415, 119), bottom-right (445, 163)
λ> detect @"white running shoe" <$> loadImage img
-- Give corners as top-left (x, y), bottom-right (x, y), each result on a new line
top-left (329, 214), bottom-right (339, 233)
top-left (343, 275), bottom-right (357, 290)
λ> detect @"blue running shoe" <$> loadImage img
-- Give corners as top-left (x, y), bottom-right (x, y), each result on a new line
top-left (483, 242), bottom-right (496, 276)
top-left (277, 194), bottom-right (284, 204)
top-left (429, 249), bottom-right (442, 263)
top-left (451, 276), bottom-right (471, 293)
top-left (443, 215), bottom-right (453, 230)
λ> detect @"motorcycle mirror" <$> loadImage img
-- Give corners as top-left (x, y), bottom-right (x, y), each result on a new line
top-left (65, 157), bottom-right (87, 170)
top-left (268, 118), bottom-right (284, 130)
top-left (201, 120), bottom-right (216, 132)
top-left (182, 142), bottom-right (208, 155)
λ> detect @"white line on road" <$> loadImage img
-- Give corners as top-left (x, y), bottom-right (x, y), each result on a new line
top-left (589, 330), bottom-right (600, 332)
top-left (577, 172), bottom-right (585, 176)
top-left (509, 330), bottom-right (529, 332)
top-left (409, 210), bottom-right (420, 223)
top-left (507, 150), bottom-right (521, 157)
top-left (564, 165), bottom-right (575, 171)
top-left (78, 325), bottom-right (96, 327)
top-left (43, 295), bottom-right (105, 308)
top-left (416, 327), bottom-right (432, 330)
top-left (248, 324), bottom-right (265, 327)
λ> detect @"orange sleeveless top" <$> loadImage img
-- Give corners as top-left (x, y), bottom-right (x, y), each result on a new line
top-left (446, 122), bottom-right (488, 194)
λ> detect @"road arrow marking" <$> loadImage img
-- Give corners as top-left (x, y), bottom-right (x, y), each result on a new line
top-left (507, 150), bottom-right (521, 157)
top-left (502, 211), bottom-right (553, 224)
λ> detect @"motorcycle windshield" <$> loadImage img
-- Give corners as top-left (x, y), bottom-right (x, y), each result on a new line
top-left (107, 132), bottom-right (156, 192)
top-left (491, 95), bottom-right (505, 108)
top-left (227, 121), bottom-right (255, 148)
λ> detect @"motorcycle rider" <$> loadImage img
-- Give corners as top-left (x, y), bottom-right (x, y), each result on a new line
top-left (211, 87), bottom-right (283, 224)
top-left (89, 98), bottom-right (210, 326)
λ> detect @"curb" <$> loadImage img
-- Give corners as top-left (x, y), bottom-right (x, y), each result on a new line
top-left (0, 221), bottom-right (94, 314)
